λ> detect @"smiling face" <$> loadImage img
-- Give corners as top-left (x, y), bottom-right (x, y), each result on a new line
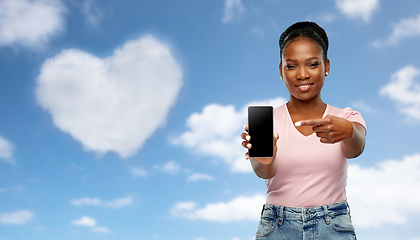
top-left (279, 36), bottom-right (330, 104)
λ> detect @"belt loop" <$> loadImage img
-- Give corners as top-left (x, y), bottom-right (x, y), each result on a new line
top-left (278, 206), bottom-right (284, 225)
top-left (323, 205), bottom-right (331, 224)
top-left (261, 204), bottom-right (265, 217)
top-left (346, 201), bottom-right (352, 217)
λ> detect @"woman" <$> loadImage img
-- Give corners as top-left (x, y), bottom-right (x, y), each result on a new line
top-left (241, 21), bottom-right (366, 240)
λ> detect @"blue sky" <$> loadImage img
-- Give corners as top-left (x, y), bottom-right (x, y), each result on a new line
top-left (1, 0), bottom-right (420, 239)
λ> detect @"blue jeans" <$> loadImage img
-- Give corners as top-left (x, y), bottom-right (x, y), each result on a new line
top-left (256, 201), bottom-right (357, 240)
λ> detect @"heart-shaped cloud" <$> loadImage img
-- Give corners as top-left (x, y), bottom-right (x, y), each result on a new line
top-left (36, 35), bottom-right (183, 158)
top-left (172, 97), bottom-right (286, 172)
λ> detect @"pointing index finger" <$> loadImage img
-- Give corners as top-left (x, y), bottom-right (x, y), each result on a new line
top-left (295, 118), bottom-right (330, 127)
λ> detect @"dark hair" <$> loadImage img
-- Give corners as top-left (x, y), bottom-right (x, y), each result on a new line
top-left (279, 21), bottom-right (329, 62)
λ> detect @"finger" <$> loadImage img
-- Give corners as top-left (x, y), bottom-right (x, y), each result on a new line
top-left (244, 124), bottom-right (249, 132)
top-left (245, 152), bottom-right (250, 160)
top-left (273, 132), bottom-right (279, 144)
top-left (312, 125), bottom-right (331, 133)
top-left (295, 118), bottom-right (331, 127)
top-left (241, 132), bottom-right (251, 141)
top-left (315, 132), bottom-right (330, 139)
top-left (242, 141), bottom-right (252, 149)
top-left (319, 137), bottom-right (334, 144)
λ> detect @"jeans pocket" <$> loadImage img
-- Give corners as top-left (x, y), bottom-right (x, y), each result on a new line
top-left (330, 213), bottom-right (355, 232)
top-left (256, 214), bottom-right (279, 238)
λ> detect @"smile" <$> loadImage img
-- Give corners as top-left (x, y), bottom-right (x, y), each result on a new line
top-left (295, 83), bottom-right (314, 91)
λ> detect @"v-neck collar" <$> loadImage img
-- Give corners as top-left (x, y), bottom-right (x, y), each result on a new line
top-left (284, 103), bottom-right (329, 138)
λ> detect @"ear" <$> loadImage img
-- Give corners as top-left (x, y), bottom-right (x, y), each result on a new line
top-left (279, 62), bottom-right (283, 80)
top-left (325, 58), bottom-right (330, 76)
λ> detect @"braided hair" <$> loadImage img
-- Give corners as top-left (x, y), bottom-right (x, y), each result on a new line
top-left (279, 21), bottom-right (329, 62)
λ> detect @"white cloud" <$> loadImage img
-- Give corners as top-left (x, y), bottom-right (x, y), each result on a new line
top-left (131, 167), bottom-right (148, 178)
top-left (0, 0), bottom-right (66, 48)
top-left (188, 173), bottom-right (213, 182)
top-left (170, 153), bottom-right (420, 228)
top-left (0, 136), bottom-right (15, 164)
top-left (320, 13), bottom-right (336, 23)
top-left (308, 12), bottom-right (337, 24)
top-left (70, 196), bottom-right (133, 208)
top-left (170, 194), bottom-right (265, 222)
top-left (70, 163), bottom-right (85, 171)
top-left (92, 226), bottom-right (111, 233)
top-left (155, 160), bottom-right (181, 174)
top-left (372, 14), bottom-right (420, 47)
top-left (36, 35), bottom-right (183, 158)
top-left (133, 161), bottom-right (212, 181)
top-left (71, 197), bottom-right (101, 206)
top-left (0, 185), bottom-right (27, 194)
top-left (347, 153), bottom-right (420, 228)
top-left (250, 27), bottom-right (264, 38)
top-left (103, 196), bottom-right (132, 208)
top-left (351, 99), bottom-right (372, 113)
top-left (9, 185), bottom-right (26, 193)
top-left (171, 201), bottom-right (197, 215)
top-left (222, 0), bottom-right (245, 23)
top-left (0, 210), bottom-right (33, 225)
top-left (72, 216), bottom-right (111, 233)
top-left (172, 97), bottom-right (286, 172)
top-left (151, 161), bottom-right (182, 175)
top-left (335, 0), bottom-right (379, 22)
top-left (72, 216), bottom-right (96, 226)
top-left (81, 0), bottom-right (102, 26)
top-left (380, 65), bottom-right (420, 120)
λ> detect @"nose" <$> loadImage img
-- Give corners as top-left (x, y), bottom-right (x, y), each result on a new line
top-left (296, 67), bottom-right (310, 80)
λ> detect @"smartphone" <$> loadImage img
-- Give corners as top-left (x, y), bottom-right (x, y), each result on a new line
top-left (247, 106), bottom-right (274, 158)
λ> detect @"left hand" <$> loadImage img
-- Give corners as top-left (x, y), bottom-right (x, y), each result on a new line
top-left (296, 115), bottom-right (354, 144)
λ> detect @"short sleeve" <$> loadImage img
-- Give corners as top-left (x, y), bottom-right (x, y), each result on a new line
top-left (340, 107), bottom-right (367, 130)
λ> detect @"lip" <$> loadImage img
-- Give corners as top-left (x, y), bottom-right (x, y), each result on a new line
top-left (295, 83), bottom-right (314, 92)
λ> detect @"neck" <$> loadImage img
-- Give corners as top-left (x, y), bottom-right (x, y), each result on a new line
top-left (287, 95), bottom-right (326, 115)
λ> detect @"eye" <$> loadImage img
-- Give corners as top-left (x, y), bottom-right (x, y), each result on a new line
top-left (286, 65), bottom-right (296, 69)
top-left (309, 62), bottom-right (320, 68)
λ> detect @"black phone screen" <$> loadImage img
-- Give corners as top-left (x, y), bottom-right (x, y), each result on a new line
top-left (248, 106), bottom-right (274, 158)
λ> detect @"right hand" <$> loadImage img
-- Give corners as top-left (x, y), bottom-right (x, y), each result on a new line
top-left (240, 124), bottom-right (279, 164)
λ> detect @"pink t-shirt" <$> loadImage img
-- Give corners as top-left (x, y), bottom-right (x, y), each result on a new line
top-left (265, 104), bottom-right (366, 208)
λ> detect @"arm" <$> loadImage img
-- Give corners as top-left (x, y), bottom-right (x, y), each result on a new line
top-left (241, 125), bottom-right (279, 179)
top-left (296, 115), bottom-right (366, 158)
top-left (341, 122), bottom-right (366, 158)
top-left (249, 150), bottom-right (277, 179)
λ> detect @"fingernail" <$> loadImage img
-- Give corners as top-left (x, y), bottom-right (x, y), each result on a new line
top-left (246, 143), bottom-right (251, 148)
top-left (246, 135), bottom-right (250, 141)
top-left (295, 122), bottom-right (301, 127)
top-left (275, 133), bottom-right (279, 139)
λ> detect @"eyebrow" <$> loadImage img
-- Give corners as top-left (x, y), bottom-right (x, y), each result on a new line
top-left (285, 57), bottom-right (320, 62)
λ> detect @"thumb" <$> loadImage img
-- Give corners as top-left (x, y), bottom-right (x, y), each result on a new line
top-left (273, 133), bottom-right (279, 157)
top-left (273, 133), bottom-right (279, 145)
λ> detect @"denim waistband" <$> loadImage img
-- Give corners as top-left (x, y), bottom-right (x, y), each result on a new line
top-left (261, 201), bottom-right (350, 222)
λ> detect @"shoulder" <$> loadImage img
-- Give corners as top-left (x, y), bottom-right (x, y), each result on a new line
top-left (327, 104), bottom-right (367, 128)
top-left (273, 104), bottom-right (287, 118)
top-left (273, 103), bottom-right (286, 113)
top-left (327, 105), bottom-right (362, 119)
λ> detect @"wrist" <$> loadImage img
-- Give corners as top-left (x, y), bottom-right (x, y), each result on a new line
top-left (345, 121), bottom-right (355, 140)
